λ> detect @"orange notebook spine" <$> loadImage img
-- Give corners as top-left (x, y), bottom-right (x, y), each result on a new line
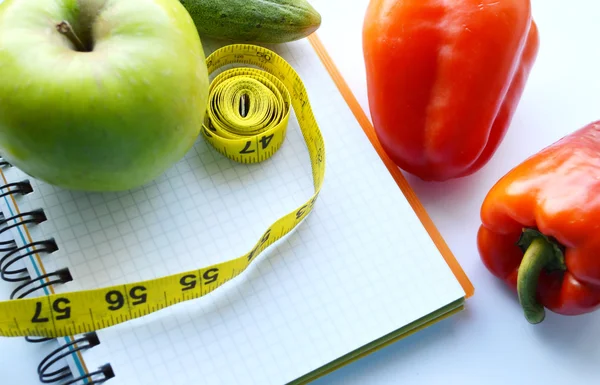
top-left (308, 33), bottom-right (475, 298)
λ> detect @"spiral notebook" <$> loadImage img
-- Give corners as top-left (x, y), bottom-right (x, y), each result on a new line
top-left (0, 34), bottom-right (473, 385)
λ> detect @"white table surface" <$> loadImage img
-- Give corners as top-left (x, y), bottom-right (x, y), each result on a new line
top-left (1, 1), bottom-right (599, 384)
top-left (310, 0), bottom-right (600, 384)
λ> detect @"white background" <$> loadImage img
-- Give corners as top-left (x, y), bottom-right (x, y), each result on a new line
top-left (310, 0), bottom-right (600, 384)
top-left (1, 0), bottom-right (599, 384)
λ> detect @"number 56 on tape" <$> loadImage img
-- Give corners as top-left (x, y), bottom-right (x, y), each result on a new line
top-left (0, 43), bottom-right (325, 339)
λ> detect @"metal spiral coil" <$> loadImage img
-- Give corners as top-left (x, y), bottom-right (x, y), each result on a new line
top-left (61, 364), bottom-right (115, 385)
top-left (0, 240), bottom-right (59, 283)
top-left (36, 332), bottom-right (113, 384)
top-left (0, 167), bottom-right (115, 383)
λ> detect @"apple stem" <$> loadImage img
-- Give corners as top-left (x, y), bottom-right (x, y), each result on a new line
top-left (56, 21), bottom-right (88, 52)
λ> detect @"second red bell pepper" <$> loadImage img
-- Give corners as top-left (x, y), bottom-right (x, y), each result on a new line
top-left (362, 0), bottom-right (540, 181)
top-left (477, 120), bottom-right (600, 324)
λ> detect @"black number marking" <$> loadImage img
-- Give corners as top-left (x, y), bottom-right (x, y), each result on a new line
top-left (296, 204), bottom-right (308, 219)
top-left (203, 268), bottom-right (219, 284)
top-left (296, 197), bottom-right (317, 220)
top-left (106, 290), bottom-right (124, 311)
top-left (31, 298), bottom-right (71, 323)
top-left (180, 270), bottom-right (219, 290)
top-left (106, 286), bottom-right (147, 310)
top-left (130, 286), bottom-right (147, 305)
top-left (240, 141), bottom-right (255, 154)
top-left (53, 298), bottom-right (71, 320)
top-left (31, 302), bottom-right (49, 323)
top-left (317, 147), bottom-right (324, 163)
top-left (260, 134), bottom-right (274, 150)
top-left (256, 52), bottom-right (271, 62)
top-left (247, 229), bottom-right (272, 261)
top-left (260, 229), bottom-right (271, 244)
top-left (180, 274), bottom-right (197, 291)
top-left (298, 96), bottom-right (307, 109)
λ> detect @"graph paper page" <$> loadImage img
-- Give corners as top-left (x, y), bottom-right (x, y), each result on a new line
top-left (0, 37), bottom-right (466, 385)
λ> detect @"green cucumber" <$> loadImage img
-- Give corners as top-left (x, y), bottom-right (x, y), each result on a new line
top-left (180, 0), bottom-right (322, 44)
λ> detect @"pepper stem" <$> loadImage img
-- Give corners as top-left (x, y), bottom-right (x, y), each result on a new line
top-left (516, 230), bottom-right (566, 324)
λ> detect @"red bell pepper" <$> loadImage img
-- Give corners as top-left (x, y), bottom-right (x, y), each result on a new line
top-left (477, 120), bottom-right (600, 324)
top-left (362, 0), bottom-right (539, 181)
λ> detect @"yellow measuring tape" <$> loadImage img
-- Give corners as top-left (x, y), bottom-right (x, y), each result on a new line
top-left (0, 44), bottom-right (325, 339)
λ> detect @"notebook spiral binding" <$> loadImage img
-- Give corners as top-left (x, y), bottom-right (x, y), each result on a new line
top-left (0, 157), bottom-right (116, 384)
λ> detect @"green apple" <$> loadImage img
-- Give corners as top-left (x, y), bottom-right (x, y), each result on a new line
top-left (0, 0), bottom-right (209, 191)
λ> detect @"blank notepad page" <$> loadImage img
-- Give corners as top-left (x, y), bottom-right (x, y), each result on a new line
top-left (2, 37), bottom-right (466, 384)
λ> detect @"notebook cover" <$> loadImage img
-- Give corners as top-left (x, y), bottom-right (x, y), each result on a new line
top-left (289, 298), bottom-right (465, 384)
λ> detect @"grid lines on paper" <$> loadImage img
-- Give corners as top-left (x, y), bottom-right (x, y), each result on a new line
top-left (4, 36), bottom-right (467, 385)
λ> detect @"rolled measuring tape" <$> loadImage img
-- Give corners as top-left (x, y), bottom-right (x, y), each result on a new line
top-left (0, 44), bottom-right (325, 339)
